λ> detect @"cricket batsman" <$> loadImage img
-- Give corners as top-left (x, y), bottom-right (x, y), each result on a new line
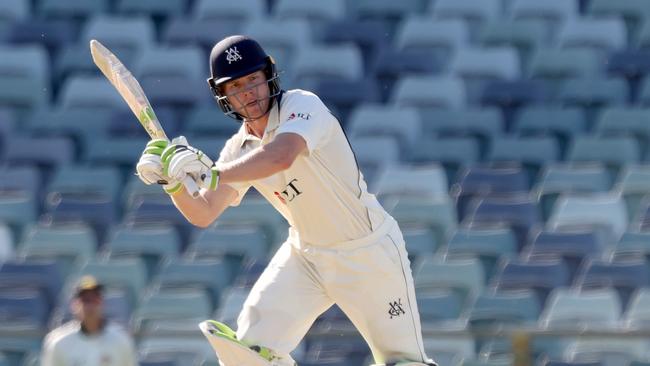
top-left (135, 35), bottom-right (436, 366)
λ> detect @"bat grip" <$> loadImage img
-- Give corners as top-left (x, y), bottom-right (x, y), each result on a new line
top-left (182, 176), bottom-right (200, 198)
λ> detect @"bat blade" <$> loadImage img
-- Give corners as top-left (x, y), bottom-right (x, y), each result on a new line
top-left (90, 39), bottom-right (166, 140)
top-left (90, 39), bottom-right (200, 198)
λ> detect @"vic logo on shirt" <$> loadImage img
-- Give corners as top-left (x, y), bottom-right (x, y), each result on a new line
top-left (274, 179), bottom-right (302, 204)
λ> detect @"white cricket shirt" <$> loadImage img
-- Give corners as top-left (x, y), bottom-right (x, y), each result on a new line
top-left (217, 89), bottom-right (388, 247)
top-left (41, 321), bottom-right (137, 366)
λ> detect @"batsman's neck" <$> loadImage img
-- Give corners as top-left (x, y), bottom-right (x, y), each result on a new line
top-left (244, 113), bottom-right (269, 140)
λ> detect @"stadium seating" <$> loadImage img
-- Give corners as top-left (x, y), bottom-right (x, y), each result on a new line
top-left (4, 1), bottom-right (650, 364)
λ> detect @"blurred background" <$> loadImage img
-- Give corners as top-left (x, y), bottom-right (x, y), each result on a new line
top-left (2, 0), bottom-right (650, 365)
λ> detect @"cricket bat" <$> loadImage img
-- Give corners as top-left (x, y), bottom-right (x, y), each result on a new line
top-left (89, 39), bottom-right (200, 198)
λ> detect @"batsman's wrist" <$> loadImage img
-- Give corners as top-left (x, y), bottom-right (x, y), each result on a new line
top-left (207, 166), bottom-right (220, 190)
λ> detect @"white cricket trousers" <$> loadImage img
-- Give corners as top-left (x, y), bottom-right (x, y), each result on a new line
top-left (235, 216), bottom-right (434, 365)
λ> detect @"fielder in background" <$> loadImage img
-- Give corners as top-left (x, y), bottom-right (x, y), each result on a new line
top-left (136, 35), bottom-right (436, 366)
top-left (41, 276), bottom-right (137, 366)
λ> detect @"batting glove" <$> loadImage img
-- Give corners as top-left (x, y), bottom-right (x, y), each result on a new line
top-left (161, 140), bottom-right (220, 191)
top-left (136, 138), bottom-right (185, 194)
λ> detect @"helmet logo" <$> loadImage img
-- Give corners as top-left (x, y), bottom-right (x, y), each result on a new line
top-left (225, 47), bottom-right (243, 64)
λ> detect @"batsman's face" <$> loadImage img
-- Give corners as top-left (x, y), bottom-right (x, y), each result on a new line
top-left (223, 70), bottom-right (271, 121)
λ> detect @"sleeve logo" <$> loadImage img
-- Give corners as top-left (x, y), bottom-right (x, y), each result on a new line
top-left (287, 112), bottom-right (311, 121)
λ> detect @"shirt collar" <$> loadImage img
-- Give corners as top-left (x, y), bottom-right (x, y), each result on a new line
top-left (239, 94), bottom-right (283, 147)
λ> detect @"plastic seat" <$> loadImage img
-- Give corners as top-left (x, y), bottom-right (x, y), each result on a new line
top-left (414, 257), bottom-right (484, 305)
top-left (301, 337), bottom-right (369, 366)
top-left (389, 197), bottom-right (458, 245)
top-left (76, 259), bottom-right (147, 306)
top-left (0, 45), bottom-right (49, 109)
top-left (632, 197), bottom-right (650, 231)
top-left (594, 107), bottom-right (650, 144)
top-left (306, 78), bottom-right (381, 120)
top-left (568, 137), bottom-right (640, 173)
top-left (558, 18), bottom-right (627, 55)
top-left (534, 164), bottom-right (612, 220)
top-left (348, 136), bottom-right (400, 185)
top-left (347, 105), bottom-right (421, 149)
top-left (423, 338), bottom-right (475, 364)
top-left (27, 107), bottom-right (112, 146)
top-left (107, 106), bottom-right (179, 138)
top-left (3, 136), bottom-right (74, 172)
top-left (509, 0), bottom-right (577, 31)
top-left (140, 75), bottom-right (204, 110)
top-left (0, 223), bottom-right (13, 266)
top-left (478, 19), bottom-right (548, 57)
top-left (192, 0), bottom-right (265, 23)
top-left (115, 0), bottom-right (188, 17)
top-left (558, 78), bottom-right (628, 112)
top-left (615, 165), bottom-right (650, 220)
top-left (576, 259), bottom-right (650, 308)
top-left (38, 0), bottom-right (107, 19)
top-left (373, 164), bottom-right (448, 201)
top-left (587, 0), bottom-right (650, 35)
top-left (186, 223), bottom-right (269, 265)
top-left (213, 286), bottom-right (248, 326)
top-left (123, 198), bottom-right (194, 239)
top-left (81, 15), bottom-right (155, 63)
top-left (465, 195), bottom-right (541, 246)
top-left (154, 259), bottom-right (231, 307)
top-left (0, 0), bottom-right (29, 23)
top-left (450, 47), bottom-right (521, 104)
top-left (409, 137), bottom-right (479, 179)
top-left (623, 288), bottom-right (650, 328)
top-left (58, 76), bottom-right (125, 110)
top-left (320, 19), bottom-right (390, 70)
top-left (451, 166), bottom-right (530, 221)
top-left (606, 51), bottom-right (650, 101)
top-left (522, 229), bottom-right (607, 279)
top-left (0, 289), bottom-right (49, 330)
top-left (162, 18), bottom-right (239, 51)
top-left (613, 231), bottom-right (650, 261)
top-left (6, 19), bottom-right (75, 52)
top-left (133, 288), bottom-right (212, 332)
top-left (421, 108), bottom-right (502, 151)
top-left (400, 223), bottom-right (439, 259)
top-left (416, 288), bottom-right (464, 323)
top-left (0, 260), bottom-right (62, 308)
top-left (636, 18), bottom-right (650, 49)
top-left (105, 224), bottom-right (181, 278)
top-left (291, 44), bottom-right (363, 88)
top-left (566, 337), bottom-right (647, 366)
top-left (430, 0), bottom-right (500, 36)
top-left (273, 0), bottom-right (344, 24)
top-left (468, 290), bottom-right (540, 329)
top-left (47, 166), bottom-right (121, 201)
top-left (528, 49), bottom-right (601, 94)
top-left (17, 223), bottom-right (97, 277)
top-left (351, 0), bottom-right (425, 21)
top-left (134, 46), bottom-right (204, 81)
top-left (181, 105), bottom-right (238, 138)
top-left (85, 137), bottom-right (144, 168)
top-left (547, 194), bottom-right (628, 238)
top-left (138, 337), bottom-right (216, 365)
top-left (633, 77), bottom-right (650, 106)
top-left (395, 19), bottom-right (469, 67)
top-left (487, 137), bottom-right (559, 179)
top-left (391, 75), bottom-right (466, 109)
top-left (242, 19), bottom-right (311, 72)
top-left (43, 191), bottom-right (117, 241)
top-left (492, 258), bottom-right (570, 305)
top-left (444, 227), bottom-right (518, 279)
top-left (479, 80), bottom-right (549, 126)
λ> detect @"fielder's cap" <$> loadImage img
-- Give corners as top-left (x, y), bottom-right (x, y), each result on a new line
top-left (74, 275), bottom-right (104, 296)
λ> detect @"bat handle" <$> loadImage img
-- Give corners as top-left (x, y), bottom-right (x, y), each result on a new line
top-left (182, 176), bottom-right (200, 198)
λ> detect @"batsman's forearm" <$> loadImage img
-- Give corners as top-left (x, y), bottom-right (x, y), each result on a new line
top-left (218, 144), bottom-right (290, 184)
top-left (170, 183), bottom-right (238, 228)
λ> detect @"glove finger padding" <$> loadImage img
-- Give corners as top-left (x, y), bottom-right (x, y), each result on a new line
top-left (161, 144), bottom-right (219, 190)
top-left (144, 138), bottom-right (169, 156)
top-left (136, 153), bottom-right (167, 185)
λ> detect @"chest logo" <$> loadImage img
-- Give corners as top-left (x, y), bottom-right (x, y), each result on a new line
top-left (274, 179), bottom-right (302, 204)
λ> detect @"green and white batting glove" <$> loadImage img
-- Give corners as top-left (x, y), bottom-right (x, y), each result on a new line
top-left (161, 138), bottom-right (220, 191)
top-left (136, 138), bottom-right (184, 194)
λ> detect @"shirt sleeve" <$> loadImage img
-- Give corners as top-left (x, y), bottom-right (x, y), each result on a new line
top-left (41, 335), bottom-right (64, 366)
top-left (275, 93), bottom-right (335, 154)
top-left (217, 135), bottom-right (251, 206)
